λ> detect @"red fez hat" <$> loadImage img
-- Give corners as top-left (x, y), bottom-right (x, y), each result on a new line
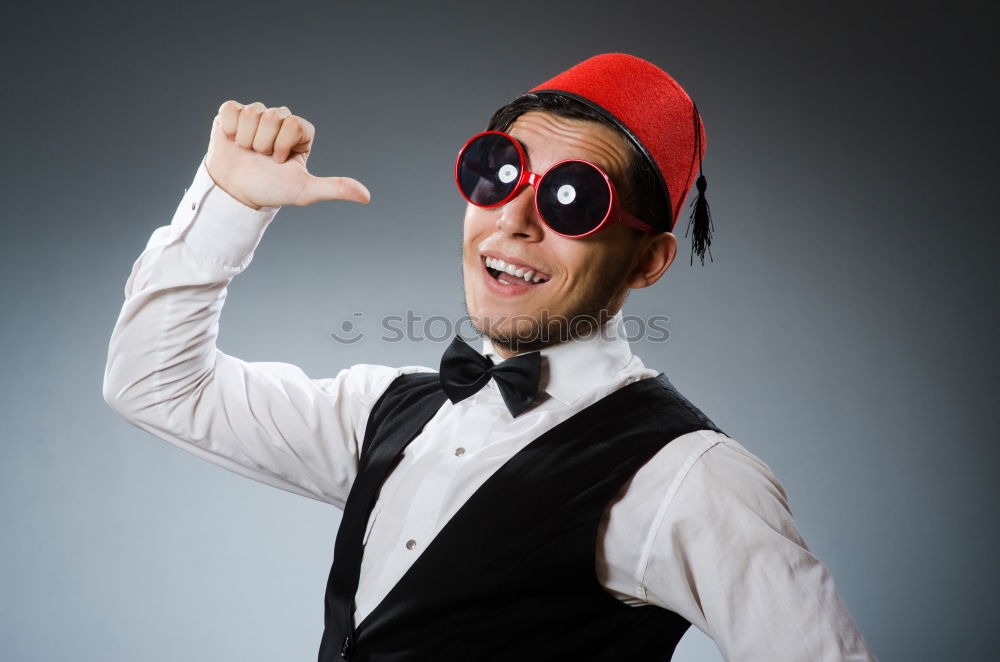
top-left (527, 53), bottom-right (714, 264)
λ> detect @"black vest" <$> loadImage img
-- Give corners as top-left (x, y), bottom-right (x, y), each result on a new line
top-left (319, 371), bottom-right (724, 662)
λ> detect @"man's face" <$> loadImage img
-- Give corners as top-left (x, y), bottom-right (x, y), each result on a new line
top-left (462, 110), bottom-right (646, 354)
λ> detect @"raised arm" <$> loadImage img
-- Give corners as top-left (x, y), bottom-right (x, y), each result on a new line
top-left (103, 101), bottom-right (407, 509)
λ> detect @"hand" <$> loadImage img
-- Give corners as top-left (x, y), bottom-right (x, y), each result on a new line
top-left (204, 100), bottom-right (371, 210)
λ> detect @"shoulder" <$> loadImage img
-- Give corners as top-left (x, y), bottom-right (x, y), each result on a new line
top-left (603, 430), bottom-right (744, 533)
top-left (601, 430), bottom-right (795, 581)
top-left (339, 363), bottom-right (437, 443)
top-left (330, 363), bottom-right (436, 400)
top-left (621, 431), bottom-right (791, 531)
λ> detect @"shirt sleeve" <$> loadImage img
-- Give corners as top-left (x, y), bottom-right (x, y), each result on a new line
top-left (102, 157), bottom-right (426, 509)
top-left (639, 434), bottom-right (877, 661)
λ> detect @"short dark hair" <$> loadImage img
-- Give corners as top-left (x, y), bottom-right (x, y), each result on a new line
top-left (486, 92), bottom-right (671, 232)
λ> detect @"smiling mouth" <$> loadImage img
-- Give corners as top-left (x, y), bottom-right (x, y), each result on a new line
top-left (483, 256), bottom-right (550, 286)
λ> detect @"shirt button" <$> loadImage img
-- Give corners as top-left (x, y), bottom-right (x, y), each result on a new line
top-left (191, 201), bottom-right (197, 210)
top-left (405, 539), bottom-right (417, 550)
top-left (340, 634), bottom-right (353, 659)
top-left (454, 447), bottom-right (465, 456)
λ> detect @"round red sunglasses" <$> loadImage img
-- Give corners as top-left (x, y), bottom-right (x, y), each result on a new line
top-left (454, 131), bottom-right (655, 238)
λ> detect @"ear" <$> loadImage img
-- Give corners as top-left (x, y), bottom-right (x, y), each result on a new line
top-left (626, 232), bottom-right (676, 289)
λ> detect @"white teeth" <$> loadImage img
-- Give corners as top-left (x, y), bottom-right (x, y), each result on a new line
top-left (484, 256), bottom-right (546, 284)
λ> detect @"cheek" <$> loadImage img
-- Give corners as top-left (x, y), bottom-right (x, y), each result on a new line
top-left (549, 243), bottom-right (593, 285)
top-left (462, 206), bottom-right (491, 253)
top-left (461, 217), bottom-right (476, 267)
top-left (553, 240), bottom-right (630, 297)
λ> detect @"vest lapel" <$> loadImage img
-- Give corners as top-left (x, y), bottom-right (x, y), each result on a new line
top-left (320, 373), bottom-right (446, 661)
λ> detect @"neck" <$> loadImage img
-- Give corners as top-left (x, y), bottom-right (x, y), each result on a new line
top-left (492, 344), bottom-right (521, 361)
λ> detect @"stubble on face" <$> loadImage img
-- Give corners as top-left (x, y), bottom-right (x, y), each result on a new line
top-left (461, 233), bottom-right (641, 354)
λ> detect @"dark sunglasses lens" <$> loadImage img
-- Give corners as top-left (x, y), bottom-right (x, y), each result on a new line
top-left (537, 162), bottom-right (611, 236)
top-left (457, 134), bottom-right (522, 206)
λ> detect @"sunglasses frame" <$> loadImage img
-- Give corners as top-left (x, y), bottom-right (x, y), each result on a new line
top-left (455, 130), bottom-right (656, 238)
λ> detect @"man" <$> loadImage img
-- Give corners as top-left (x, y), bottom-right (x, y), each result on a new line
top-left (103, 54), bottom-right (876, 660)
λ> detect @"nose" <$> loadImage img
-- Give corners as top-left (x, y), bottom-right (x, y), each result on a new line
top-left (496, 182), bottom-right (545, 241)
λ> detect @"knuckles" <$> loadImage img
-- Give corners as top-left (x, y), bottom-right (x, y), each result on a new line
top-left (217, 100), bottom-right (293, 116)
top-left (217, 100), bottom-right (297, 125)
top-left (218, 99), bottom-right (243, 114)
top-left (240, 102), bottom-right (266, 117)
top-left (213, 100), bottom-right (310, 154)
top-left (261, 106), bottom-right (292, 122)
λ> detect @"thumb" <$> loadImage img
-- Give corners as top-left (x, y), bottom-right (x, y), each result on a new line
top-left (297, 175), bottom-right (371, 205)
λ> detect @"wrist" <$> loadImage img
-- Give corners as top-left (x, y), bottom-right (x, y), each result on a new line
top-left (173, 159), bottom-right (279, 271)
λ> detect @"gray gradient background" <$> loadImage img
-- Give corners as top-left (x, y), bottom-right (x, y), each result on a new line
top-left (2, 1), bottom-right (997, 660)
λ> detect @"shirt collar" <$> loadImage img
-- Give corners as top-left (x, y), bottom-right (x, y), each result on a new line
top-left (481, 311), bottom-right (634, 405)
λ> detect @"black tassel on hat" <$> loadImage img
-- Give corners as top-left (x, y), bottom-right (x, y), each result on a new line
top-left (684, 107), bottom-right (714, 266)
top-left (685, 171), bottom-right (714, 265)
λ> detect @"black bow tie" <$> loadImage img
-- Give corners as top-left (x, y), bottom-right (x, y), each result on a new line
top-left (439, 336), bottom-right (541, 417)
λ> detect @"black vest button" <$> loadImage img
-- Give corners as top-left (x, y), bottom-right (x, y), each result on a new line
top-left (340, 633), bottom-right (353, 659)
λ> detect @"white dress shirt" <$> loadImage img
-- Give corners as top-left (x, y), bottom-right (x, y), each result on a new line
top-left (103, 158), bottom-right (876, 661)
